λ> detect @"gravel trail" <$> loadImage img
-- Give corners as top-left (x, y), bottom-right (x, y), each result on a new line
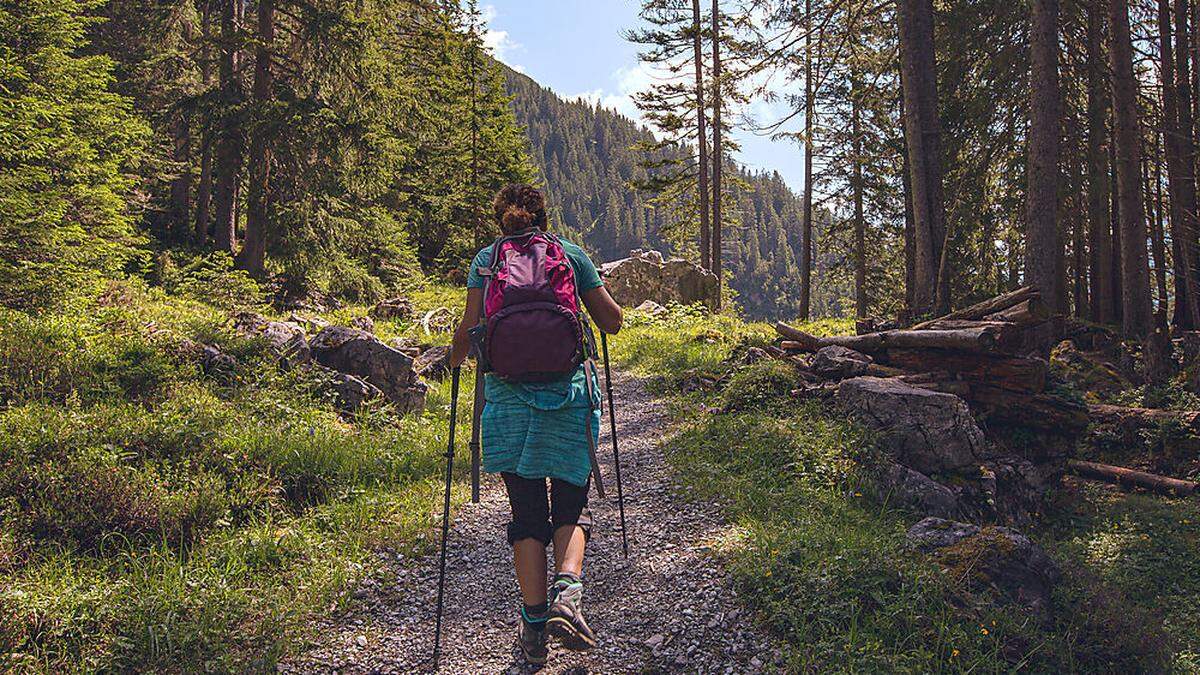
top-left (282, 371), bottom-right (782, 674)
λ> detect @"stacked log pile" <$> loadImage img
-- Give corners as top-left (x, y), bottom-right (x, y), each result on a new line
top-left (773, 286), bottom-right (1200, 504)
top-left (771, 287), bottom-right (1092, 524)
top-left (776, 286), bottom-right (1087, 439)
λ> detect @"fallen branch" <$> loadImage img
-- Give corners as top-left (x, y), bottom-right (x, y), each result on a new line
top-left (776, 323), bottom-right (1003, 355)
top-left (1068, 459), bottom-right (1198, 497)
top-left (912, 286), bottom-right (1039, 329)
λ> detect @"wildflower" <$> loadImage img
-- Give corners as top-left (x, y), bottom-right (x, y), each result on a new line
top-left (981, 628), bottom-right (989, 636)
top-left (951, 649), bottom-right (960, 658)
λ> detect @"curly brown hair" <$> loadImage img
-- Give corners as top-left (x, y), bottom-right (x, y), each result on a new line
top-left (493, 184), bottom-right (547, 235)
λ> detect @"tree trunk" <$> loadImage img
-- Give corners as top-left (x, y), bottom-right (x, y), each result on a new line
top-left (799, 0), bottom-right (814, 319)
top-left (1175, 0), bottom-right (1200, 327)
top-left (853, 77), bottom-right (867, 319)
top-left (901, 76), bottom-right (917, 319)
top-left (237, 0), bottom-right (273, 277)
top-left (1147, 142), bottom-right (1171, 325)
top-left (692, 0), bottom-right (711, 271)
top-left (168, 114), bottom-right (192, 243)
top-left (1086, 0), bottom-right (1114, 323)
top-left (194, 0), bottom-right (214, 244)
top-left (898, 0), bottom-right (949, 316)
top-left (1109, 0), bottom-right (1154, 337)
top-left (1159, 0), bottom-right (1200, 327)
top-left (1110, 140), bottom-right (1124, 322)
top-left (711, 0), bottom-right (723, 310)
top-left (212, 0), bottom-right (243, 256)
top-left (1026, 0), bottom-right (1064, 310)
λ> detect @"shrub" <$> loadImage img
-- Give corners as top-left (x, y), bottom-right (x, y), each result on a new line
top-left (719, 359), bottom-right (808, 414)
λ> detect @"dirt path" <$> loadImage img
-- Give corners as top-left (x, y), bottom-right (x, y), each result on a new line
top-left (281, 372), bottom-right (782, 674)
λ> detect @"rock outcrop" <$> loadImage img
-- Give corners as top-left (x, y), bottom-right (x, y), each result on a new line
top-left (310, 326), bottom-right (427, 414)
top-left (811, 346), bottom-right (873, 380)
top-left (872, 463), bottom-right (964, 519)
top-left (371, 296), bottom-right (414, 320)
top-left (906, 517), bottom-right (1061, 615)
top-left (233, 312), bottom-right (311, 368)
top-left (836, 376), bottom-right (984, 475)
top-left (599, 250), bottom-right (719, 310)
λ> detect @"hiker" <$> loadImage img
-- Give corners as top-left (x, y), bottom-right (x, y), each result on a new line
top-left (449, 184), bottom-right (623, 664)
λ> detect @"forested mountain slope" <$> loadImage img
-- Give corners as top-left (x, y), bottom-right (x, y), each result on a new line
top-left (503, 67), bottom-right (842, 319)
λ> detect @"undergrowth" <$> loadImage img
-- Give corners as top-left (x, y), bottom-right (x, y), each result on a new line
top-left (0, 279), bottom-right (473, 672)
top-left (612, 308), bottom-right (1187, 673)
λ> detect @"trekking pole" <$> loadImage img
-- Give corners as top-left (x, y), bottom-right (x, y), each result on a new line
top-left (433, 366), bottom-right (462, 670)
top-left (599, 332), bottom-right (629, 558)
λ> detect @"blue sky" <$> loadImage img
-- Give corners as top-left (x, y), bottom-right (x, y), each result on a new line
top-left (482, 1), bottom-right (807, 193)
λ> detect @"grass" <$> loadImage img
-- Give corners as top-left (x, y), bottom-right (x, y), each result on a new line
top-left (609, 309), bottom-right (1189, 673)
top-left (0, 279), bottom-right (476, 672)
top-left (4, 287), bottom-right (1197, 672)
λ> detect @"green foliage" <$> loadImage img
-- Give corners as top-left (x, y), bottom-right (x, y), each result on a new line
top-left (0, 0), bottom-right (149, 310)
top-left (158, 251), bottom-right (266, 312)
top-left (0, 288), bottom-right (476, 670)
top-left (610, 310), bottom-right (1184, 671)
top-left (719, 360), bottom-right (807, 414)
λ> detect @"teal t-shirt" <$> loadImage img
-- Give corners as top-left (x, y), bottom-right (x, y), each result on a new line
top-left (465, 235), bottom-right (604, 486)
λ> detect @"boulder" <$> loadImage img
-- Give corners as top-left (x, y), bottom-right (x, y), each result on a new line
top-left (351, 315), bottom-right (375, 333)
top-left (635, 300), bottom-right (668, 316)
top-left (413, 345), bottom-right (452, 381)
top-left (388, 337), bottom-right (424, 358)
top-left (872, 463), bottom-right (964, 519)
top-left (288, 314), bottom-right (330, 334)
top-left (233, 312), bottom-right (311, 368)
top-left (371, 296), bottom-right (414, 321)
top-left (598, 249), bottom-right (719, 310)
top-left (906, 517), bottom-right (1061, 614)
top-left (310, 326), bottom-right (427, 415)
top-left (836, 377), bottom-right (984, 475)
top-left (811, 345), bottom-right (873, 380)
top-left (320, 370), bottom-right (382, 412)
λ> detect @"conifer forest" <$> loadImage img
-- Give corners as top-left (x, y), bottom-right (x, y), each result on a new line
top-left (3, 0), bottom-right (1200, 672)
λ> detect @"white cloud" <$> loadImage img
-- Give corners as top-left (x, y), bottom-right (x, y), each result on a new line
top-left (480, 4), bottom-right (521, 65)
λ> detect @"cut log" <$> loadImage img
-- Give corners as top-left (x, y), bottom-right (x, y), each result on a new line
top-left (968, 384), bottom-right (1089, 432)
top-left (1068, 459), bottom-right (1198, 496)
top-left (776, 323), bottom-right (1005, 355)
top-left (1088, 404), bottom-right (1200, 434)
top-left (983, 297), bottom-right (1050, 326)
top-left (885, 350), bottom-right (1047, 393)
top-left (912, 286), bottom-right (1039, 329)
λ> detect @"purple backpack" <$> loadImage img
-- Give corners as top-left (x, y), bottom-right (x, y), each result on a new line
top-left (477, 230), bottom-right (590, 382)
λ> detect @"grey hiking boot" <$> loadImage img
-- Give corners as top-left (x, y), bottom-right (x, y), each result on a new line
top-left (546, 574), bottom-right (597, 651)
top-left (517, 609), bottom-right (548, 664)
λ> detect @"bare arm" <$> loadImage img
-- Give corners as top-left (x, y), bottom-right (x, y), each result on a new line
top-left (582, 286), bottom-right (623, 335)
top-left (450, 287), bottom-right (484, 367)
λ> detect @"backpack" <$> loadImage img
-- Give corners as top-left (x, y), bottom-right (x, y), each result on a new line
top-left (475, 229), bottom-right (594, 382)
top-left (468, 228), bottom-right (607, 498)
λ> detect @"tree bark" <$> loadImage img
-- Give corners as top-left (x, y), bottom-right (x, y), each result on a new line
top-left (1068, 459), bottom-right (1198, 496)
top-left (212, 0), bottom-right (243, 256)
top-left (1159, 0), bottom-right (1200, 327)
top-left (853, 77), bottom-right (867, 319)
top-left (692, 0), bottom-right (711, 271)
top-left (194, 0), bottom-right (214, 244)
top-left (1109, 0), bottom-right (1154, 337)
top-left (237, 0), bottom-right (273, 276)
top-left (1175, 0), bottom-right (1200, 327)
top-left (168, 114), bottom-right (192, 243)
top-left (901, 75), bottom-right (917, 319)
top-left (1110, 140), bottom-right (1125, 322)
top-left (711, 0), bottom-right (723, 310)
top-left (1086, 0), bottom-right (1115, 323)
top-left (1026, 0), bottom-right (1064, 311)
top-left (799, 0), bottom-right (814, 319)
top-left (1147, 145), bottom-right (1170, 325)
top-left (898, 0), bottom-right (949, 316)
top-left (913, 285), bottom-right (1038, 327)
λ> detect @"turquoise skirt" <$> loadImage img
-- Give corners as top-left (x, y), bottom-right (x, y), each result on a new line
top-left (480, 365), bottom-right (601, 487)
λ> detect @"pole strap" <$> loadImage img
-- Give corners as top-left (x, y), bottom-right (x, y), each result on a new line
top-left (582, 359), bottom-right (606, 498)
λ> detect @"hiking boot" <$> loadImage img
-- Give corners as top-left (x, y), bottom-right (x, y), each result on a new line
top-left (517, 609), bottom-right (548, 665)
top-left (546, 575), bottom-right (597, 651)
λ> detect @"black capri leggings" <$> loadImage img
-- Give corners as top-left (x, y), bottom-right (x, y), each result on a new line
top-left (501, 472), bottom-right (593, 546)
